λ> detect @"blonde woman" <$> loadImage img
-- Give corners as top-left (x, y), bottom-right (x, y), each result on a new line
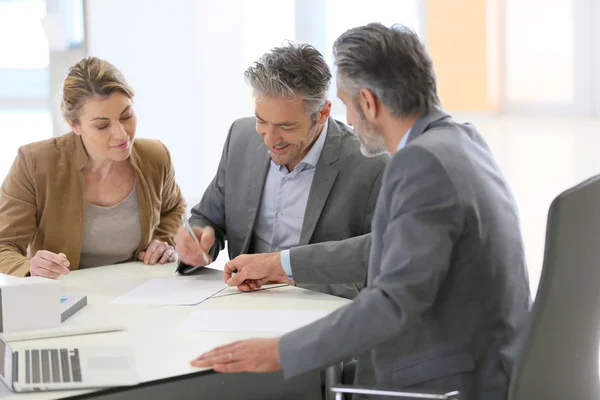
top-left (0, 56), bottom-right (186, 278)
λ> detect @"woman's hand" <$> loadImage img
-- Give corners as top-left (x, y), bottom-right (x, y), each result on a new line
top-left (138, 239), bottom-right (177, 265)
top-left (30, 250), bottom-right (70, 279)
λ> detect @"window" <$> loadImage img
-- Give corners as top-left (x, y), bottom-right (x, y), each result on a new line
top-left (0, 0), bottom-right (54, 180)
top-left (0, 109), bottom-right (52, 183)
top-left (0, 0), bottom-right (49, 68)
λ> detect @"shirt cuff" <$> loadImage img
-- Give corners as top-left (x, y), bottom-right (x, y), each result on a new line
top-left (280, 250), bottom-right (293, 278)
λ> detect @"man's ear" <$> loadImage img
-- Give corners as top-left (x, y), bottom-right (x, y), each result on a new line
top-left (358, 88), bottom-right (379, 121)
top-left (317, 101), bottom-right (332, 124)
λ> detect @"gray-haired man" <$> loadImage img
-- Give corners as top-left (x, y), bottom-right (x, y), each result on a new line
top-left (175, 43), bottom-right (389, 299)
top-left (191, 24), bottom-right (531, 400)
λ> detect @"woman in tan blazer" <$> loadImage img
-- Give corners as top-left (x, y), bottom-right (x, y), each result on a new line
top-left (0, 57), bottom-right (186, 278)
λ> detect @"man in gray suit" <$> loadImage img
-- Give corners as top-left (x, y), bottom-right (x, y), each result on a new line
top-left (190, 24), bottom-right (531, 399)
top-left (175, 43), bottom-right (388, 299)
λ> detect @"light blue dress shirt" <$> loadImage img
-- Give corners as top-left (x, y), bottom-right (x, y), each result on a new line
top-left (252, 120), bottom-right (329, 278)
top-left (397, 128), bottom-right (410, 152)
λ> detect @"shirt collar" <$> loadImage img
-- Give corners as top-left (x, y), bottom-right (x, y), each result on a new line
top-left (396, 127), bottom-right (411, 152)
top-left (301, 119), bottom-right (328, 168)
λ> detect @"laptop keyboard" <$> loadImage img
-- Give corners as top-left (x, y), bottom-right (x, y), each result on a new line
top-left (25, 348), bottom-right (82, 384)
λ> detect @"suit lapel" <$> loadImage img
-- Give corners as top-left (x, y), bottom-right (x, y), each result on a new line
top-left (241, 142), bottom-right (270, 252)
top-left (299, 119), bottom-right (341, 245)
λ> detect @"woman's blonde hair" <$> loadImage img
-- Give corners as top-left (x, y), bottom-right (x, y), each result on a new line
top-left (61, 56), bottom-right (134, 124)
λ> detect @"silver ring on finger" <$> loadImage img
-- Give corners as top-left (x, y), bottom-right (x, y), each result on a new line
top-left (228, 352), bottom-right (233, 362)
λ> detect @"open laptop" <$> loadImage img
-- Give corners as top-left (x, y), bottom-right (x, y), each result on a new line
top-left (0, 335), bottom-right (139, 392)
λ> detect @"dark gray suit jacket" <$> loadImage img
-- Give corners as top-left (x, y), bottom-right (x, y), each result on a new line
top-left (184, 117), bottom-right (388, 299)
top-left (279, 112), bottom-right (532, 399)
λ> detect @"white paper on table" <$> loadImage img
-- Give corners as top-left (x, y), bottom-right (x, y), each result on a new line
top-left (182, 309), bottom-right (330, 333)
top-left (204, 254), bottom-right (228, 271)
top-left (109, 279), bottom-right (227, 306)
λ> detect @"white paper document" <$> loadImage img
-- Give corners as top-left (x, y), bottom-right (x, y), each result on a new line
top-left (204, 254), bottom-right (228, 271)
top-left (183, 309), bottom-right (330, 333)
top-left (109, 279), bottom-right (227, 306)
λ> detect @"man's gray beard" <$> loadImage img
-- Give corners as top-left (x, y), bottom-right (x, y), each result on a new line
top-left (356, 126), bottom-right (388, 157)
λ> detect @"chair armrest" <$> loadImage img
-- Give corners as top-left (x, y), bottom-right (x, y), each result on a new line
top-left (330, 384), bottom-right (459, 399)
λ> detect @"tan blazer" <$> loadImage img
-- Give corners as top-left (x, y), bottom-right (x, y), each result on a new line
top-left (0, 133), bottom-right (186, 276)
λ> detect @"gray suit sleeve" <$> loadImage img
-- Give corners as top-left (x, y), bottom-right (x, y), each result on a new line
top-left (288, 168), bottom-right (384, 284)
top-left (288, 234), bottom-right (371, 284)
top-left (186, 123), bottom-right (235, 261)
top-left (279, 145), bottom-right (464, 378)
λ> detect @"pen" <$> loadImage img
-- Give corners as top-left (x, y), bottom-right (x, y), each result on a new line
top-left (181, 215), bottom-right (210, 265)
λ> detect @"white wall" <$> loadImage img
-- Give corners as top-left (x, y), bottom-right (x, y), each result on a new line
top-left (86, 0), bottom-right (252, 208)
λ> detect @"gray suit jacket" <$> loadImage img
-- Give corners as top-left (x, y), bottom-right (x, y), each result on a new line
top-left (183, 117), bottom-right (388, 299)
top-left (279, 112), bottom-right (531, 399)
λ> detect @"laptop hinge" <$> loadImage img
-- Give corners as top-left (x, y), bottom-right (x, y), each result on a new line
top-left (12, 351), bottom-right (18, 382)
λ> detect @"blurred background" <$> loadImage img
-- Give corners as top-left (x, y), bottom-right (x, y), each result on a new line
top-left (1, 0), bottom-right (598, 296)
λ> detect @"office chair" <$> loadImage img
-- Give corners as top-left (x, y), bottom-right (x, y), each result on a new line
top-left (329, 385), bottom-right (459, 399)
top-left (507, 175), bottom-right (600, 399)
top-left (325, 360), bottom-right (460, 399)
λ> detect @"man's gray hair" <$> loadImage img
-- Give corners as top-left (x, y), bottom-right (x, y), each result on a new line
top-left (245, 42), bottom-right (331, 118)
top-left (333, 23), bottom-right (440, 118)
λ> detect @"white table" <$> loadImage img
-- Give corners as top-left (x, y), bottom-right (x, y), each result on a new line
top-left (0, 261), bottom-right (350, 399)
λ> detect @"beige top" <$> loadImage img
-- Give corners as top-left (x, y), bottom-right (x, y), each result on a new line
top-left (79, 184), bottom-right (142, 269)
